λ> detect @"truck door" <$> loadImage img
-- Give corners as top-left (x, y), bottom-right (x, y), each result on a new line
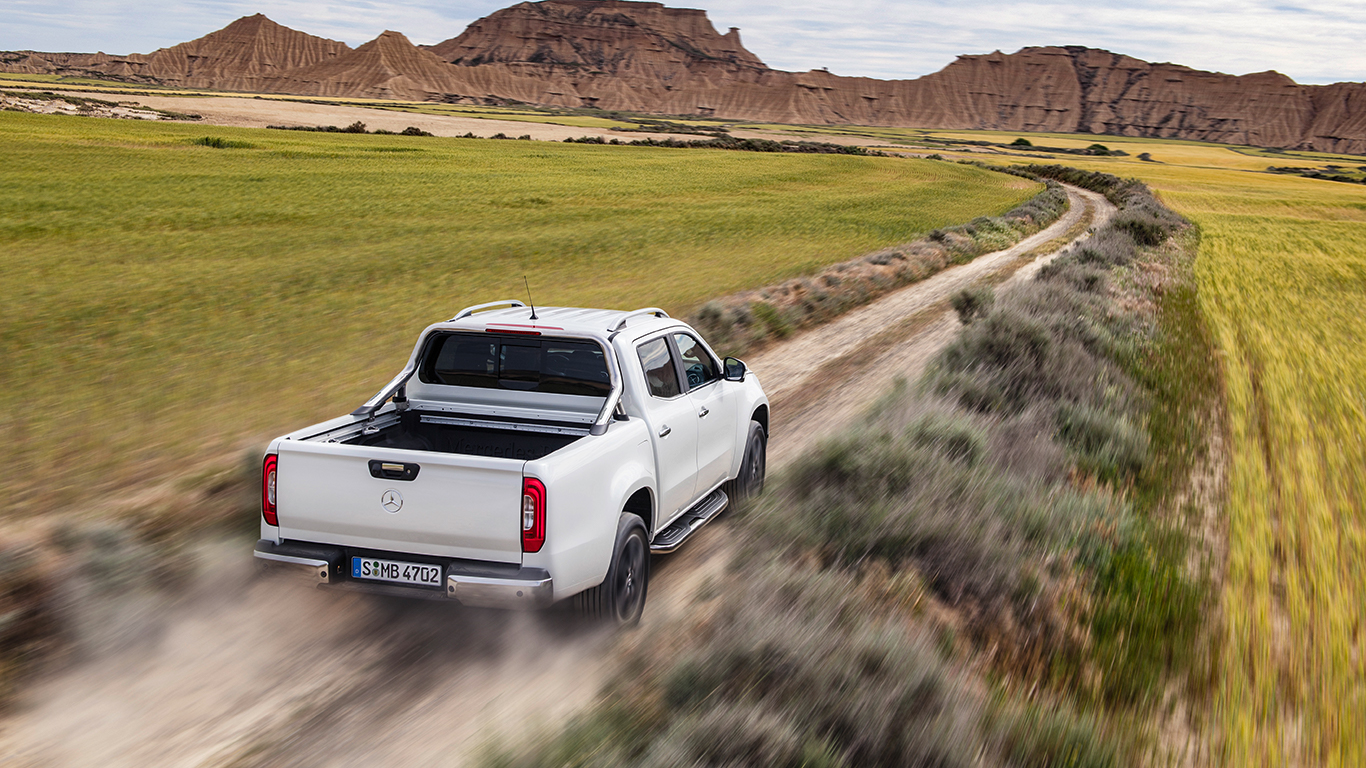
top-left (635, 336), bottom-right (699, 522)
top-left (673, 332), bottom-right (735, 493)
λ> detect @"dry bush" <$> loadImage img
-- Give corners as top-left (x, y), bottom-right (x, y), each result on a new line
top-left (747, 393), bottom-right (1122, 655)
top-left (491, 563), bottom-right (1116, 768)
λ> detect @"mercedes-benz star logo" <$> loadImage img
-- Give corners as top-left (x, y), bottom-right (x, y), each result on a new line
top-left (381, 489), bottom-right (403, 513)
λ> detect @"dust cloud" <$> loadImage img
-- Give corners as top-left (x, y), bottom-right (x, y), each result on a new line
top-left (0, 540), bottom-right (612, 767)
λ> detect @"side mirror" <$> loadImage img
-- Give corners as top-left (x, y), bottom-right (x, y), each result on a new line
top-left (723, 357), bottom-right (746, 382)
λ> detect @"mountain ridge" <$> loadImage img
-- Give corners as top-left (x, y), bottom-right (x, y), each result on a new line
top-left (3, 0), bottom-right (1364, 154)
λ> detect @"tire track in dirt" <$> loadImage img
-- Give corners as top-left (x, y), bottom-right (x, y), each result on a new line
top-left (0, 186), bottom-right (1112, 768)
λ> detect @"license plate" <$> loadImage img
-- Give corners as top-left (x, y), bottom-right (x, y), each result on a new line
top-left (351, 556), bottom-right (443, 587)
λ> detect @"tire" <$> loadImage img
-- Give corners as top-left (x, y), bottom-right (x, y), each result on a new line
top-left (575, 513), bottom-right (649, 626)
top-left (722, 420), bottom-right (767, 502)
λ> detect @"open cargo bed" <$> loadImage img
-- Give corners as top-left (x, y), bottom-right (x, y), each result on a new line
top-left (343, 411), bottom-right (585, 460)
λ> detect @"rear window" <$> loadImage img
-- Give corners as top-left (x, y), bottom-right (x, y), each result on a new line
top-left (419, 334), bottom-right (610, 397)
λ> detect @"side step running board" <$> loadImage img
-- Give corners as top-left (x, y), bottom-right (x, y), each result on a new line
top-left (650, 489), bottom-right (728, 553)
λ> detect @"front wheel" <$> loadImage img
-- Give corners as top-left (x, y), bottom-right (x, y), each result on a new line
top-left (723, 420), bottom-right (767, 502)
top-left (576, 513), bottom-right (649, 626)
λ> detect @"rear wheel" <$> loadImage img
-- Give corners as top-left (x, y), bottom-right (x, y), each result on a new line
top-left (576, 513), bottom-right (649, 626)
top-left (723, 420), bottom-right (767, 501)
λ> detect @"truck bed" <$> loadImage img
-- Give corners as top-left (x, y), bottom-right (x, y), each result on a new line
top-left (343, 411), bottom-right (583, 461)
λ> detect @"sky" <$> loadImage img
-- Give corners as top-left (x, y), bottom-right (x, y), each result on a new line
top-left (3, 0), bottom-right (1364, 85)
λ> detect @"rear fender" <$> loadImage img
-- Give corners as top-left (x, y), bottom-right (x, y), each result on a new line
top-left (522, 420), bottom-right (654, 599)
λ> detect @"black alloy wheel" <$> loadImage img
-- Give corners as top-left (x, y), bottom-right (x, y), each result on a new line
top-left (742, 423), bottom-right (766, 498)
top-left (724, 420), bottom-right (767, 502)
top-left (575, 513), bottom-right (649, 626)
top-left (612, 528), bottom-right (648, 624)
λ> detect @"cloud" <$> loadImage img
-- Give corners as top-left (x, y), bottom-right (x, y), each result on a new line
top-left (1, 0), bottom-right (1363, 84)
top-left (706, 0), bottom-right (1366, 83)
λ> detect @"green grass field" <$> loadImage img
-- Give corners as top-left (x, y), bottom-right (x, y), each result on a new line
top-left (0, 111), bottom-right (1038, 516)
top-left (917, 129), bottom-right (1366, 765)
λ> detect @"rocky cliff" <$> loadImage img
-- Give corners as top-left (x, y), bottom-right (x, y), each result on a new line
top-left (265, 30), bottom-right (465, 100)
top-left (4, 0), bottom-right (1364, 154)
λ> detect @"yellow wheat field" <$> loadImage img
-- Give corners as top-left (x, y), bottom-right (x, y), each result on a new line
top-left (936, 132), bottom-right (1366, 765)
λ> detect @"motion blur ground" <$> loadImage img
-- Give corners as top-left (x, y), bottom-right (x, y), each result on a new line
top-left (0, 540), bottom-right (614, 767)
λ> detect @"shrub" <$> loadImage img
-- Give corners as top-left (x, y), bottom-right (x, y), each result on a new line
top-left (1011, 137), bottom-right (1033, 146)
top-left (750, 301), bottom-right (792, 339)
top-left (754, 414), bottom-right (1112, 612)
top-left (266, 123), bottom-right (432, 137)
top-left (1068, 229), bottom-right (1137, 267)
top-left (1055, 403), bottom-right (1149, 482)
top-left (495, 565), bottom-right (1060, 768)
top-left (944, 308), bottom-right (1052, 377)
top-left (188, 136), bottom-right (253, 149)
top-left (1111, 211), bottom-right (1169, 246)
top-left (906, 410), bottom-right (986, 466)
top-left (950, 284), bottom-right (995, 325)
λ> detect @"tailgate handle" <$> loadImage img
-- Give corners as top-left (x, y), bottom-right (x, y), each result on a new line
top-left (369, 460), bottom-right (421, 481)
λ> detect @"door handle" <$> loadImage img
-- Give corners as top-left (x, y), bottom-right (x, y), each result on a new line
top-left (698, 407), bottom-right (710, 418)
top-left (368, 460), bottom-right (420, 481)
top-left (658, 425), bottom-right (672, 438)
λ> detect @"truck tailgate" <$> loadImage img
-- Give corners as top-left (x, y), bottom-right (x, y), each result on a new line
top-left (274, 441), bottom-right (525, 564)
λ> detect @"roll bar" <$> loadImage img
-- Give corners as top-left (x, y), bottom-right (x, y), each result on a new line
top-left (350, 362), bottom-right (418, 418)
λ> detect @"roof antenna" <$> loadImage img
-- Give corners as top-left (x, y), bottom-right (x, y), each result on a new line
top-left (523, 276), bottom-right (538, 321)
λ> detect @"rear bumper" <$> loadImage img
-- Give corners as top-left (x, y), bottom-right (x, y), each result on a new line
top-left (253, 539), bottom-right (553, 609)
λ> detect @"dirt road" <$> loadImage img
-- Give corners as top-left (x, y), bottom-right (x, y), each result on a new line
top-left (0, 186), bottom-right (1112, 768)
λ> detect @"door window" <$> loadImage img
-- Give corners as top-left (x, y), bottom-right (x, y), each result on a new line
top-left (637, 337), bottom-right (682, 398)
top-left (673, 333), bottom-right (719, 390)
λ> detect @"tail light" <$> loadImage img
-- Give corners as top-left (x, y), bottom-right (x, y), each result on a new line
top-left (522, 477), bottom-right (546, 553)
top-left (262, 453), bottom-right (279, 526)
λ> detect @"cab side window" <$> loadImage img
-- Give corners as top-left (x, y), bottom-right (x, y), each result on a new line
top-left (637, 337), bottom-right (681, 398)
top-left (673, 333), bottom-right (719, 390)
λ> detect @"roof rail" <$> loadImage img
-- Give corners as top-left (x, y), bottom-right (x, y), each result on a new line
top-left (611, 308), bottom-right (670, 332)
top-left (451, 300), bottom-right (527, 321)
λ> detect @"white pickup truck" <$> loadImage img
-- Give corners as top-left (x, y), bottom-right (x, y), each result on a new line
top-left (254, 301), bottom-right (769, 624)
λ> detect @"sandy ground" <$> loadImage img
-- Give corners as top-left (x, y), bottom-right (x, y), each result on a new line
top-left (31, 88), bottom-right (898, 146)
top-left (43, 90), bottom-right (689, 142)
top-left (0, 186), bottom-right (1111, 768)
